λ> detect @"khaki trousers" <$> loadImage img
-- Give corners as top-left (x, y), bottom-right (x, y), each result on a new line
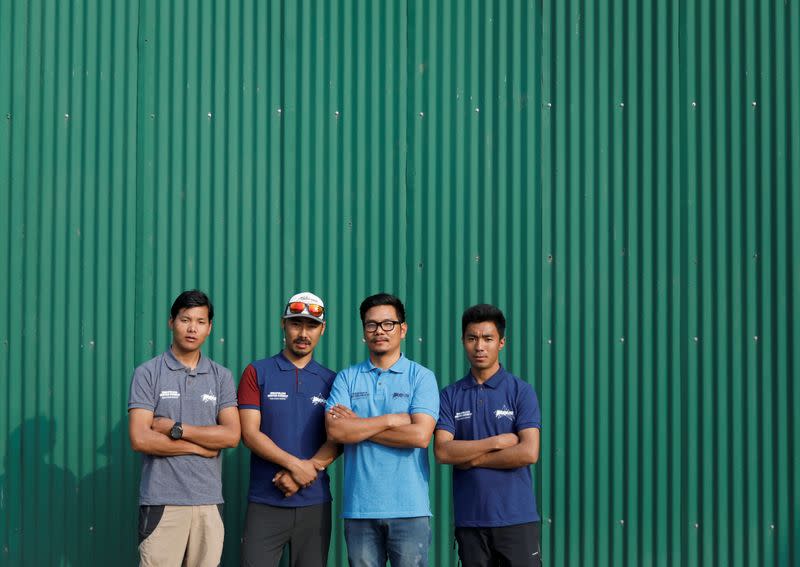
top-left (138, 504), bottom-right (224, 567)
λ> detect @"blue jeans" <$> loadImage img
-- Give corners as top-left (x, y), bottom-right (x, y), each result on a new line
top-left (344, 517), bottom-right (431, 567)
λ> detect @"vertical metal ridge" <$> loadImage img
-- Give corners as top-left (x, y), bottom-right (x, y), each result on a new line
top-left (1, 1), bottom-right (798, 565)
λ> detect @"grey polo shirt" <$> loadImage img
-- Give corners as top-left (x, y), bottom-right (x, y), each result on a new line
top-left (128, 348), bottom-right (237, 505)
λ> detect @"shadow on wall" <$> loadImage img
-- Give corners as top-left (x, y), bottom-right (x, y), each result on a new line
top-left (74, 418), bottom-right (138, 566)
top-left (0, 416), bottom-right (138, 567)
top-left (1, 416), bottom-right (78, 566)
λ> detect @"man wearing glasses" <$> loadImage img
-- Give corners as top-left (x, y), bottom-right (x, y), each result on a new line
top-left (237, 292), bottom-right (341, 566)
top-left (326, 292), bottom-right (439, 567)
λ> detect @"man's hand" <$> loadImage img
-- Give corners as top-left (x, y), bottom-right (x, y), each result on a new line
top-left (495, 432), bottom-right (520, 450)
top-left (273, 470), bottom-right (301, 497)
top-left (151, 416), bottom-right (175, 436)
top-left (289, 459), bottom-right (320, 488)
top-left (327, 404), bottom-right (411, 429)
top-left (193, 446), bottom-right (220, 459)
top-left (327, 404), bottom-right (357, 419)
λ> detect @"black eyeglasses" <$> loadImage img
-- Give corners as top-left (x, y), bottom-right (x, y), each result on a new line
top-left (364, 320), bottom-right (402, 333)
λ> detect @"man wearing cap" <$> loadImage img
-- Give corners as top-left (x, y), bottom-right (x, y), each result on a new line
top-left (434, 304), bottom-right (542, 566)
top-left (128, 289), bottom-right (241, 567)
top-left (238, 291), bottom-right (341, 567)
top-left (325, 292), bottom-right (439, 567)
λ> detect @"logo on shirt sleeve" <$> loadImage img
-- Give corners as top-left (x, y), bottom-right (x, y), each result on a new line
top-left (455, 410), bottom-right (472, 421)
top-left (267, 391), bottom-right (289, 401)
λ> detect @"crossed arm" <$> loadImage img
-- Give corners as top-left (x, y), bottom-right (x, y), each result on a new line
top-left (239, 408), bottom-right (342, 496)
top-left (128, 406), bottom-right (241, 458)
top-left (434, 427), bottom-right (539, 469)
top-left (325, 404), bottom-right (436, 449)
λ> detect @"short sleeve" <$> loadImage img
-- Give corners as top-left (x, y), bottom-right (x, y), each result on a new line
top-left (435, 385), bottom-right (455, 434)
top-left (237, 364), bottom-right (261, 409)
top-left (128, 363), bottom-right (157, 412)
top-left (409, 368), bottom-right (439, 420)
top-left (325, 370), bottom-right (351, 411)
top-left (515, 382), bottom-right (541, 432)
top-left (217, 365), bottom-right (238, 411)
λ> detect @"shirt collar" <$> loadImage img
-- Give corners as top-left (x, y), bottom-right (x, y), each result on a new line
top-left (164, 347), bottom-right (211, 376)
top-left (364, 353), bottom-right (410, 374)
top-left (276, 351), bottom-right (322, 375)
top-left (461, 365), bottom-right (507, 389)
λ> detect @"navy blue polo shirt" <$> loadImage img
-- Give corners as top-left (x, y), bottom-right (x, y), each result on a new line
top-left (437, 366), bottom-right (541, 527)
top-left (238, 352), bottom-right (336, 507)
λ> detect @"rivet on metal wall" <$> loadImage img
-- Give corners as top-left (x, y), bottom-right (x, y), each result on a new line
top-left (691, 101), bottom-right (697, 108)
top-left (89, 340), bottom-right (95, 347)
top-left (277, 108), bottom-right (283, 114)
top-left (546, 254), bottom-right (553, 263)
top-left (5, 113), bottom-right (10, 120)
top-left (418, 337), bottom-right (423, 343)
top-left (219, 338), bottom-right (225, 343)
top-left (546, 102), bottom-right (552, 108)
top-left (619, 102), bottom-right (625, 108)
top-left (753, 335), bottom-right (759, 342)
top-left (419, 111), bottom-right (425, 118)
top-left (751, 101), bottom-right (757, 108)
top-left (693, 336), bottom-right (699, 343)
top-left (619, 519), bottom-right (624, 525)
top-left (548, 518), bottom-right (553, 524)
top-left (207, 112), bottom-right (212, 119)
top-left (474, 107), bottom-right (480, 113)
top-left (694, 523), bottom-right (700, 529)
top-left (619, 337), bottom-right (625, 343)
top-left (770, 524), bottom-right (775, 530)
top-left (149, 113), bottom-right (155, 119)
top-left (334, 110), bottom-right (340, 118)
top-left (753, 252), bottom-right (759, 259)
top-left (547, 339), bottom-right (553, 345)
top-left (64, 113), bottom-right (70, 119)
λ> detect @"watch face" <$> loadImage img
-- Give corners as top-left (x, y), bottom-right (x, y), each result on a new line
top-left (171, 423), bottom-right (182, 439)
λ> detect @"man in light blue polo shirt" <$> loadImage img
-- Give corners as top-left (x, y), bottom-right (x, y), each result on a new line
top-left (326, 292), bottom-right (439, 567)
top-left (435, 304), bottom-right (542, 566)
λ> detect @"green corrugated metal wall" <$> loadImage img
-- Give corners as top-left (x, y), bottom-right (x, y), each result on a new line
top-left (1, 1), bottom-right (798, 565)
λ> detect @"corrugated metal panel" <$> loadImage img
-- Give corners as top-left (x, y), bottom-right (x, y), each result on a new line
top-left (1, 1), bottom-right (798, 566)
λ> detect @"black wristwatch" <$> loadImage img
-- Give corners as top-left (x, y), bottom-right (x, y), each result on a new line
top-left (170, 421), bottom-right (183, 440)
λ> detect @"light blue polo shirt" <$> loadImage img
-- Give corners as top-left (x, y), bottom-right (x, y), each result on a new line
top-left (326, 354), bottom-right (439, 518)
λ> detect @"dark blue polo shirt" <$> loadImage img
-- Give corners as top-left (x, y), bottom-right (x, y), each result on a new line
top-left (437, 366), bottom-right (541, 527)
top-left (238, 352), bottom-right (336, 507)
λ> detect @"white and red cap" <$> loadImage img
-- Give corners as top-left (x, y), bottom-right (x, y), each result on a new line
top-left (282, 291), bottom-right (326, 323)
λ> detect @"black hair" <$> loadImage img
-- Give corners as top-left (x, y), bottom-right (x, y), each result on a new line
top-left (170, 289), bottom-right (215, 321)
top-left (359, 293), bottom-right (406, 324)
top-left (461, 304), bottom-right (506, 338)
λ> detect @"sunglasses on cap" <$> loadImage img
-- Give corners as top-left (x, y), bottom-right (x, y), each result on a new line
top-left (286, 301), bottom-right (325, 318)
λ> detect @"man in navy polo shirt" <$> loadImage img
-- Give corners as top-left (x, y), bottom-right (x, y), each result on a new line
top-left (435, 304), bottom-right (542, 566)
top-left (237, 291), bottom-right (341, 566)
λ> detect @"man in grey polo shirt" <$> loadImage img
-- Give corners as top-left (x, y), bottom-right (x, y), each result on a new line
top-left (128, 289), bottom-right (240, 567)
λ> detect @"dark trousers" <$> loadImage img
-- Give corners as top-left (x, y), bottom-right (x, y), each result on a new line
top-left (240, 501), bottom-right (332, 567)
top-left (455, 522), bottom-right (542, 567)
